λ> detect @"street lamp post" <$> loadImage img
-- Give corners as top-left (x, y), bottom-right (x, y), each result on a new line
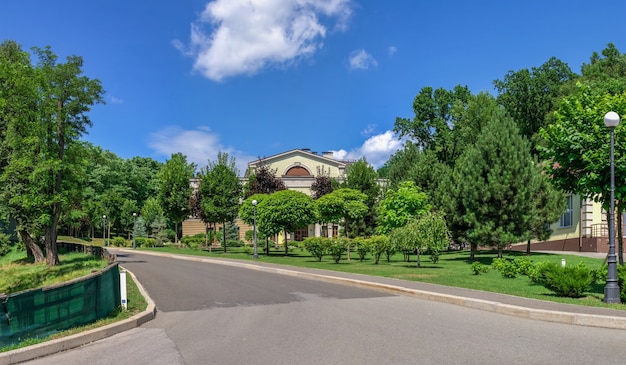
top-left (604, 111), bottom-right (621, 303)
top-left (102, 215), bottom-right (107, 247)
top-left (252, 199), bottom-right (258, 259)
top-left (132, 212), bottom-right (137, 249)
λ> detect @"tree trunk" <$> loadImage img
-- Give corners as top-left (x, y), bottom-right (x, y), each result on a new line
top-left (526, 239), bottom-right (531, 255)
top-left (498, 245), bottom-right (503, 259)
top-left (284, 230), bottom-right (289, 256)
top-left (265, 237), bottom-right (269, 255)
top-left (19, 230), bottom-right (45, 263)
top-left (470, 242), bottom-right (476, 261)
top-left (175, 221), bottom-right (180, 246)
top-left (222, 222), bottom-right (227, 253)
top-left (416, 249), bottom-right (421, 268)
top-left (205, 224), bottom-right (209, 250)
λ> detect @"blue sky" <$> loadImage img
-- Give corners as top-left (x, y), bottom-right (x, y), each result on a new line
top-left (2, 0), bottom-right (625, 174)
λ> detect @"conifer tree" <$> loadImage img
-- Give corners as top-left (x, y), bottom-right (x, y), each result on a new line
top-left (452, 108), bottom-right (542, 258)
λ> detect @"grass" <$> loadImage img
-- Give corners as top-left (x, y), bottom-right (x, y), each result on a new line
top-left (138, 243), bottom-right (625, 310)
top-left (0, 247), bottom-right (109, 294)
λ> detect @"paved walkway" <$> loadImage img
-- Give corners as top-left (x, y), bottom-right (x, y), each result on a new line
top-left (3, 249), bottom-right (626, 365)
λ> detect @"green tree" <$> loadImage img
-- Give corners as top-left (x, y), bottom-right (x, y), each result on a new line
top-left (315, 188), bottom-right (368, 260)
top-left (389, 212), bottom-right (449, 267)
top-left (239, 194), bottom-right (271, 254)
top-left (141, 196), bottom-right (164, 236)
top-left (494, 56), bottom-right (577, 153)
top-left (343, 159), bottom-right (380, 236)
top-left (453, 108), bottom-right (542, 258)
top-left (540, 84), bottom-right (626, 263)
top-left (376, 181), bottom-right (431, 235)
top-left (257, 189), bottom-right (316, 256)
top-left (158, 152), bottom-right (196, 243)
top-left (0, 40), bottom-right (45, 261)
top-left (394, 85), bottom-right (472, 166)
top-left (580, 43), bottom-right (626, 94)
top-left (199, 152), bottom-right (242, 252)
top-left (0, 42), bottom-right (104, 265)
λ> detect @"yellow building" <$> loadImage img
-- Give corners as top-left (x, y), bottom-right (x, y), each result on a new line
top-left (523, 195), bottom-right (617, 253)
top-left (182, 148), bottom-right (350, 242)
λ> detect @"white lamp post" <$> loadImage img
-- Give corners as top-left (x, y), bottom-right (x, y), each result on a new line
top-left (252, 200), bottom-right (258, 259)
top-left (132, 212), bottom-right (137, 249)
top-left (604, 111), bottom-right (620, 303)
top-left (102, 215), bottom-right (107, 247)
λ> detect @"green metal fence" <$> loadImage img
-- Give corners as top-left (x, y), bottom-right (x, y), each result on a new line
top-left (0, 263), bottom-right (120, 347)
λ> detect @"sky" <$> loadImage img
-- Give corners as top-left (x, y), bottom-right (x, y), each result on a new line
top-left (2, 0), bottom-right (626, 175)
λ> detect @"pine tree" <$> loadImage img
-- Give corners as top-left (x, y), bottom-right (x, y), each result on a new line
top-left (453, 108), bottom-right (541, 258)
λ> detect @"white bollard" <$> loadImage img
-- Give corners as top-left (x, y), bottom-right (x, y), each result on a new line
top-left (561, 259), bottom-right (566, 268)
top-left (120, 270), bottom-right (128, 310)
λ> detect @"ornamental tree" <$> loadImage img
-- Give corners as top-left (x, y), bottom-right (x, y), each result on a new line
top-left (376, 181), bottom-right (431, 235)
top-left (257, 189), bottom-right (316, 256)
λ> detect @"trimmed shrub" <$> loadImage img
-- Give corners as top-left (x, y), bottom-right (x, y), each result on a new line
top-left (368, 235), bottom-right (391, 265)
top-left (226, 240), bottom-right (244, 247)
top-left (471, 261), bottom-right (489, 275)
top-left (303, 237), bottom-right (328, 261)
top-left (537, 262), bottom-right (593, 298)
top-left (112, 237), bottom-right (126, 247)
top-left (512, 257), bottom-right (534, 276)
top-left (491, 258), bottom-right (517, 278)
top-left (135, 237), bottom-right (156, 248)
top-left (328, 238), bottom-right (348, 264)
top-left (353, 237), bottom-right (369, 262)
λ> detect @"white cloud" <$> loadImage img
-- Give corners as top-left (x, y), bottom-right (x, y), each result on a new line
top-left (177, 0), bottom-right (352, 81)
top-left (149, 126), bottom-right (254, 175)
top-left (348, 49), bottom-right (377, 70)
top-left (332, 130), bottom-right (404, 168)
top-left (361, 124), bottom-right (376, 137)
top-left (109, 96), bottom-right (123, 104)
top-left (388, 46), bottom-right (397, 56)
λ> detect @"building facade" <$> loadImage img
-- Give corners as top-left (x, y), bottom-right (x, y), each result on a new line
top-left (182, 148), bottom-right (351, 242)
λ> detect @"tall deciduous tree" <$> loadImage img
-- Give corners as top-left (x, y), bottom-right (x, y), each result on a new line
top-left (158, 153), bottom-right (196, 243)
top-left (0, 42), bottom-right (104, 265)
top-left (494, 56), bottom-right (577, 153)
top-left (453, 108), bottom-right (542, 258)
top-left (540, 84), bottom-right (626, 263)
top-left (199, 152), bottom-right (241, 252)
top-left (257, 189), bottom-right (316, 256)
top-left (394, 85), bottom-right (472, 166)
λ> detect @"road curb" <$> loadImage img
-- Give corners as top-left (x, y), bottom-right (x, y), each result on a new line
top-left (0, 268), bottom-right (156, 365)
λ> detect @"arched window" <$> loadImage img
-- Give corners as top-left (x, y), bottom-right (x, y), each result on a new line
top-left (285, 166), bottom-right (311, 176)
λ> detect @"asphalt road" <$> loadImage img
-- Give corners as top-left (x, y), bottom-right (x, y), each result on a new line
top-left (22, 251), bottom-right (626, 365)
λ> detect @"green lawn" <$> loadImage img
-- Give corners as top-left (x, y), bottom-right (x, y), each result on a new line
top-left (140, 244), bottom-right (624, 310)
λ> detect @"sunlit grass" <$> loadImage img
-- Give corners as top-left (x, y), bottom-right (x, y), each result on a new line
top-left (0, 248), bottom-right (108, 294)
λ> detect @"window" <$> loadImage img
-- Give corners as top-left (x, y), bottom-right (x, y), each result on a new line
top-left (321, 225), bottom-right (328, 238)
top-left (560, 196), bottom-right (573, 227)
top-left (332, 225), bottom-right (338, 238)
top-left (294, 227), bottom-right (308, 241)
